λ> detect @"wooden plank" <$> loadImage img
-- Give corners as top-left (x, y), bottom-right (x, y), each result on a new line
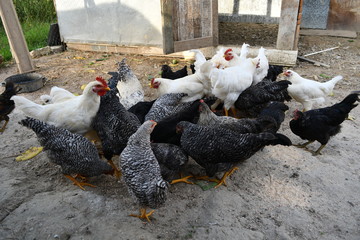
top-left (66, 42), bottom-right (298, 66)
top-left (192, 0), bottom-right (202, 39)
top-left (160, 0), bottom-right (174, 54)
top-left (276, 0), bottom-right (300, 50)
top-left (300, 29), bottom-right (357, 38)
top-left (0, 0), bottom-right (34, 73)
top-left (201, 0), bottom-right (211, 37)
top-left (212, 0), bottom-right (219, 46)
top-left (174, 37), bottom-right (213, 52)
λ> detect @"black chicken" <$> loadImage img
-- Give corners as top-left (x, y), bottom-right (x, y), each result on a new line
top-left (177, 121), bottom-right (292, 188)
top-left (1, 81), bottom-right (21, 132)
top-left (92, 89), bottom-right (140, 177)
top-left (150, 99), bottom-right (204, 145)
top-left (265, 65), bottom-right (284, 81)
top-left (161, 65), bottom-right (188, 79)
top-left (128, 99), bottom-right (156, 123)
top-left (151, 143), bottom-right (190, 183)
top-left (290, 92), bottom-right (360, 155)
top-left (234, 80), bottom-right (292, 118)
top-left (258, 101), bottom-right (289, 133)
top-left (19, 117), bottom-right (114, 190)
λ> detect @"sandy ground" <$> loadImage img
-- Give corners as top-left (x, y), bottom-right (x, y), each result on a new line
top-left (0, 28), bottom-right (360, 240)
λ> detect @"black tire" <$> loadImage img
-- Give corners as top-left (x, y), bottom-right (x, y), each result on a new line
top-left (47, 23), bottom-right (62, 46)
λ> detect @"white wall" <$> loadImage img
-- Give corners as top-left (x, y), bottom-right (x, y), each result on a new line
top-left (55, 0), bottom-right (163, 46)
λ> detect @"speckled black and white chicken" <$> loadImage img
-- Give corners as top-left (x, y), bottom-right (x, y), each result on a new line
top-left (144, 93), bottom-right (192, 122)
top-left (197, 98), bottom-right (277, 133)
top-left (92, 89), bottom-right (140, 177)
top-left (197, 100), bottom-right (287, 135)
top-left (116, 58), bottom-right (144, 109)
top-left (150, 99), bottom-right (210, 145)
top-left (119, 120), bottom-right (168, 222)
top-left (19, 117), bottom-right (114, 190)
top-left (176, 121), bottom-right (291, 188)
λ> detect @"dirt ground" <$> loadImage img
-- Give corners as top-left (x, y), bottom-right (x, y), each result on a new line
top-left (0, 24), bottom-right (360, 240)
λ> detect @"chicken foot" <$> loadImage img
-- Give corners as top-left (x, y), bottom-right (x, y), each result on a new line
top-left (294, 140), bottom-right (314, 149)
top-left (107, 159), bottom-right (121, 179)
top-left (64, 175), bottom-right (96, 191)
top-left (0, 118), bottom-right (9, 132)
top-left (215, 166), bottom-right (239, 188)
top-left (195, 166), bottom-right (239, 188)
top-left (170, 174), bottom-right (194, 185)
top-left (130, 208), bottom-right (155, 223)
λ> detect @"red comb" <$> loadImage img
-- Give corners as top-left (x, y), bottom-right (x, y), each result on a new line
top-left (224, 48), bottom-right (232, 54)
top-left (200, 99), bottom-right (204, 103)
top-left (96, 76), bottom-right (108, 87)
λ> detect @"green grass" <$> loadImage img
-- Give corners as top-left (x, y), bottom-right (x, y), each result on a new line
top-left (0, 21), bottom-right (52, 62)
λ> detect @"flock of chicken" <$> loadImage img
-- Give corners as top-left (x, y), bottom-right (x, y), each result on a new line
top-left (1, 44), bottom-right (359, 222)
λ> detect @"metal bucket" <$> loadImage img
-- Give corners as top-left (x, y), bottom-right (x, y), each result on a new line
top-left (3, 72), bottom-right (46, 93)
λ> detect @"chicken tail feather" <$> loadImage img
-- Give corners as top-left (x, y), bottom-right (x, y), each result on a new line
top-left (11, 96), bottom-right (43, 118)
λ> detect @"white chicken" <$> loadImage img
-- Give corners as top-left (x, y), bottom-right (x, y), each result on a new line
top-left (40, 86), bottom-right (76, 104)
top-left (252, 47), bottom-right (269, 85)
top-left (284, 70), bottom-right (343, 111)
top-left (189, 49), bottom-right (207, 72)
top-left (116, 58), bottom-right (144, 109)
top-left (210, 47), bottom-right (231, 69)
top-left (11, 77), bottom-right (110, 135)
top-left (190, 48), bottom-right (230, 71)
top-left (224, 43), bottom-right (250, 67)
top-left (210, 57), bottom-right (260, 116)
top-left (150, 73), bottom-right (207, 102)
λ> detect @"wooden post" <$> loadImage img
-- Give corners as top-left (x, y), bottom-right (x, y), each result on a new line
top-left (276, 0), bottom-right (300, 50)
top-left (0, 0), bottom-right (35, 73)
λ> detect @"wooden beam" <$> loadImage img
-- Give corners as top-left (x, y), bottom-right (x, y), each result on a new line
top-left (66, 42), bottom-right (298, 66)
top-left (300, 29), bottom-right (357, 38)
top-left (276, 0), bottom-right (300, 50)
top-left (174, 37), bottom-right (213, 53)
top-left (0, 0), bottom-right (34, 73)
top-left (212, 0), bottom-right (219, 46)
top-left (160, 0), bottom-right (174, 54)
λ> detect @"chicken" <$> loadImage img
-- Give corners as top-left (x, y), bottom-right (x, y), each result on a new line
top-left (265, 65), bottom-right (284, 82)
top-left (19, 117), bottom-right (114, 190)
top-left (11, 77), bottom-right (110, 135)
top-left (210, 57), bottom-right (259, 116)
top-left (198, 100), bottom-right (290, 137)
top-left (234, 80), bottom-right (292, 118)
top-left (151, 143), bottom-right (190, 184)
top-left (290, 92), bottom-right (359, 155)
top-left (150, 99), bottom-right (204, 145)
top-left (116, 58), bottom-right (144, 109)
top-left (161, 65), bottom-right (188, 79)
top-left (258, 101), bottom-right (289, 133)
top-left (210, 47), bottom-right (231, 69)
top-left (0, 81), bottom-right (21, 132)
top-left (92, 89), bottom-right (140, 177)
top-left (150, 72), bottom-right (208, 102)
top-left (128, 99), bottom-right (156, 123)
top-left (189, 49), bottom-right (207, 73)
top-left (40, 86), bottom-right (76, 104)
top-left (120, 120), bottom-right (168, 222)
top-left (176, 121), bottom-right (291, 188)
top-left (284, 70), bottom-right (343, 111)
top-left (144, 93), bottom-right (192, 122)
top-left (224, 43), bottom-right (250, 67)
top-left (252, 47), bottom-right (269, 85)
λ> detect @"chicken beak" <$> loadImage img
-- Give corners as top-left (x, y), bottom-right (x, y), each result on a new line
top-left (104, 87), bottom-right (110, 91)
top-left (148, 82), bottom-right (153, 88)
